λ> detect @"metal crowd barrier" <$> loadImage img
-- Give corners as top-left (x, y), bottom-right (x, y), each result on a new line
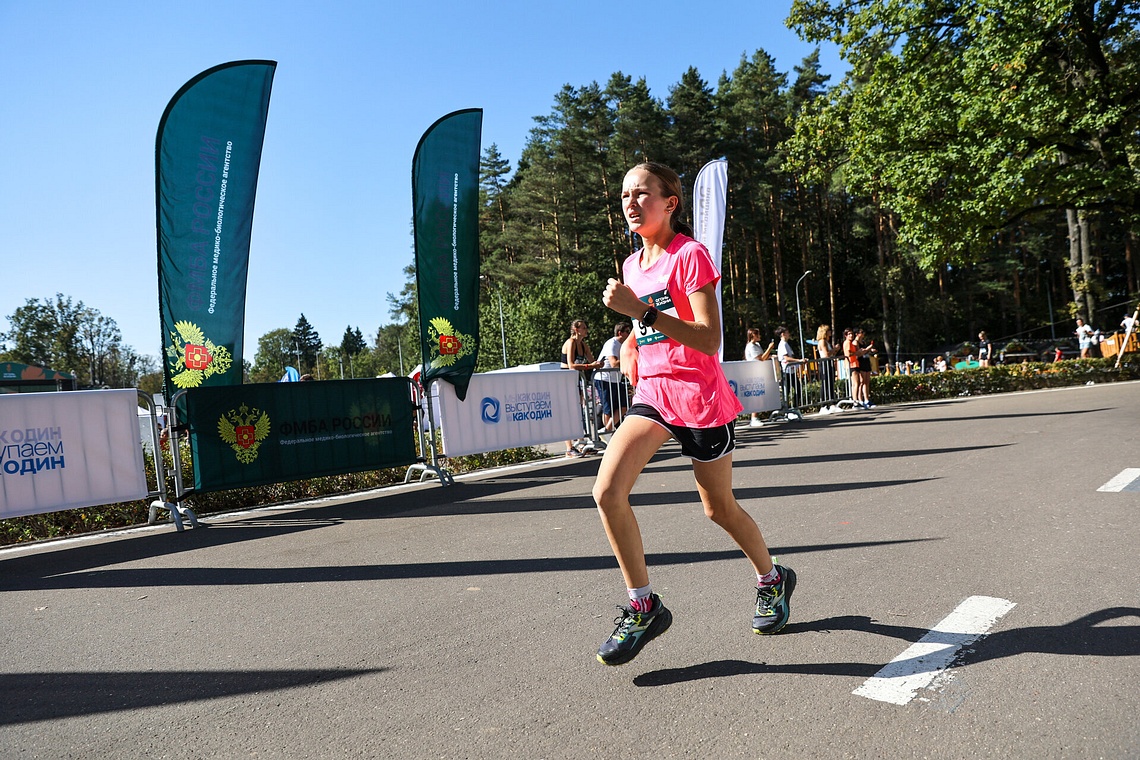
top-left (572, 366), bottom-right (632, 453)
top-left (769, 357), bottom-right (857, 422)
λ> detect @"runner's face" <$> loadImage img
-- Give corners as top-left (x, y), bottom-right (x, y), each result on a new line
top-left (622, 169), bottom-right (675, 238)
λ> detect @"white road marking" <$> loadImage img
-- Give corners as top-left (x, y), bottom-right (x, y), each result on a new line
top-left (1097, 468), bottom-right (1140, 493)
top-left (853, 595), bottom-right (1016, 706)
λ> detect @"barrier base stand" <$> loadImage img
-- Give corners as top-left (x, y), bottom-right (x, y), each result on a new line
top-left (148, 500), bottom-right (202, 532)
top-left (404, 463), bottom-right (455, 486)
top-left (767, 408), bottom-right (804, 423)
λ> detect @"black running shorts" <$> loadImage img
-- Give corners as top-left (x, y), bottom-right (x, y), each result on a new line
top-left (626, 403), bottom-right (736, 462)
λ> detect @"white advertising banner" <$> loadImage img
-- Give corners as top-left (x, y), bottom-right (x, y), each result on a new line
top-left (0, 389), bottom-right (148, 520)
top-left (437, 370), bottom-right (583, 457)
top-left (721, 359), bottom-right (781, 414)
top-left (693, 159), bottom-right (728, 358)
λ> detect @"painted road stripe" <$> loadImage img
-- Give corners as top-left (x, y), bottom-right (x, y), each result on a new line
top-left (853, 595), bottom-right (1016, 706)
top-left (1097, 468), bottom-right (1140, 492)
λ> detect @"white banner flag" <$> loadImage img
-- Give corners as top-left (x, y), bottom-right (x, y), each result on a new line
top-left (0, 389), bottom-right (148, 520)
top-left (693, 159), bottom-right (728, 358)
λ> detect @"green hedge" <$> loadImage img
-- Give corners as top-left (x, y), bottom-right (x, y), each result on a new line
top-left (866, 356), bottom-right (1140, 406)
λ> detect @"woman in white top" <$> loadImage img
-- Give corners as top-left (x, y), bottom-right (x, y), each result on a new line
top-left (744, 327), bottom-right (775, 426)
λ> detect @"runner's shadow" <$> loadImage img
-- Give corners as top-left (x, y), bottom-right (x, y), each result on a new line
top-left (633, 607), bottom-right (1140, 687)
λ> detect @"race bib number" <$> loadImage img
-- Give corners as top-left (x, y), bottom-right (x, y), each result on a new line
top-left (634, 288), bottom-right (676, 347)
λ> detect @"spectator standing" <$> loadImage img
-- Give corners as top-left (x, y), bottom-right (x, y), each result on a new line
top-left (845, 328), bottom-right (876, 408)
top-left (1075, 317), bottom-right (1095, 359)
top-left (776, 326), bottom-right (807, 409)
top-left (977, 331), bottom-right (993, 367)
top-left (744, 326), bottom-right (775, 362)
top-left (595, 322), bottom-right (632, 433)
top-left (561, 319), bottom-right (602, 456)
top-left (815, 324), bottom-right (839, 411)
top-left (744, 327), bottom-right (775, 427)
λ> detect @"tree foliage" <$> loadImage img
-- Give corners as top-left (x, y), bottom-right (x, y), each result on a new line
top-left (249, 328), bottom-right (294, 383)
top-left (0, 294), bottom-right (152, 388)
top-left (787, 0), bottom-right (1140, 311)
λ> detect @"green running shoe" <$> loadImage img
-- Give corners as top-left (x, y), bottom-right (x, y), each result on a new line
top-left (753, 565), bottom-right (796, 634)
top-left (596, 594), bottom-right (672, 666)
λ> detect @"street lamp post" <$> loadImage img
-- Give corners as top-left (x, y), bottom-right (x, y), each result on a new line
top-left (795, 270), bottom-right (812, 360)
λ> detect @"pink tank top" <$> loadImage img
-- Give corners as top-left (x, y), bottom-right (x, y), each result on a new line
top-left (622, 234), bottom-right (742, 428)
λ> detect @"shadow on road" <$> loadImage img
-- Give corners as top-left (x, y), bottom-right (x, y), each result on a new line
top-left (0, 539), bottom-right (940, 591)
top-left (647, 444), bottom-right (1010, 474)
top-left (0, 466), bottom-right (936, 589)
top-left (633, 607), bottom-right (1140, 687)
top-left (0, 668), bottom-right (383, 725)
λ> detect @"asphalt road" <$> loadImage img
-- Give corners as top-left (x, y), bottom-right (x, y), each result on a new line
top-left (1, 381), bottom-right (1137, 759)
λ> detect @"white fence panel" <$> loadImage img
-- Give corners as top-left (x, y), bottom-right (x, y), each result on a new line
top-left (721, 359), bottom-right (782, 414)
top-left (0, 389), bottom-right (148, 520)
top-left (437, 370), bottom-right (583, 457)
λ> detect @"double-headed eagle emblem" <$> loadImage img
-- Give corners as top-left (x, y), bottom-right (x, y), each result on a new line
top-left (166, 321), bottom-right (234, 389)
top-left (217, 403), bottom-right (271, 464)
top-left (427, 317), bottom-right (474, 369)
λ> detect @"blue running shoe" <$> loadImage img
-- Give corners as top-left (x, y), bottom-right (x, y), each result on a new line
top-left (596, 594), bottom-right (672, 666)
top-left (753, 565), bottom-right (796, 634)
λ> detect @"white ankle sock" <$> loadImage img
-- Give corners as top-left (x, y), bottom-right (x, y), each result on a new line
top-left (757, 566), bottom-right (781, 587)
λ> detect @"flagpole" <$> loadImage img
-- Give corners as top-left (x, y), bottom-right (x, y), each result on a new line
top-left (1115, 305), bottom-right (1139, 369)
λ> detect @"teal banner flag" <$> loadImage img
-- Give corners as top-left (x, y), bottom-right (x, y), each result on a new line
top-left (156, 60), bottom-right (276, 397)
top-left (182, 378), bottom-right (419, 493)
top-left (412, 109), bottom-right (483, 401)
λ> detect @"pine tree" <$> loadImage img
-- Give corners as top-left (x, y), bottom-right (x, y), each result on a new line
top-left (666, 67), bottom-right (719, 185)
top-left (340, 325), bottom-right (366, 357)
top-left (291, 314), bottom-right (322, 373)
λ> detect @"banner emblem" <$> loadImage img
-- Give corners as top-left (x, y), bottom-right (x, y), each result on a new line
top-left (167, 321), bottom-right (233, 389)
top-left (427, 317), bottom-right (474, 369)
top-left (217, 403), bottom-right (271, 464)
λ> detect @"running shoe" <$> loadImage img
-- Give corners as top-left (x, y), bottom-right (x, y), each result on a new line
top-left (596, 594), bottom-right (672, 666)
top-left (752, 565), bottom-right (796, 634)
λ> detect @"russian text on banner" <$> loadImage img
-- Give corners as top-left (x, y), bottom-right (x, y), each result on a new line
top-left (436, 370), bottom-right (582, 457)
top-left (0, 390), bottom-right (147, 520)
top-left (413, 109), bottom-right (483, 401)
top-left (721, 359), bottom-right (781, 414)
top-left (156, 60), bottom-right (276, 398)
top-left (182, 379), bottom-right (418, 493)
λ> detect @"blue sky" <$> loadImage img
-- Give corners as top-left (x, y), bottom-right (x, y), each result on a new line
top-left (0, 0), bottom-right (844, 364)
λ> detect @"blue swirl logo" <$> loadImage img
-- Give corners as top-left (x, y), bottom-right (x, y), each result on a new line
top-left (481, 396), bottom-right (501, 424)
